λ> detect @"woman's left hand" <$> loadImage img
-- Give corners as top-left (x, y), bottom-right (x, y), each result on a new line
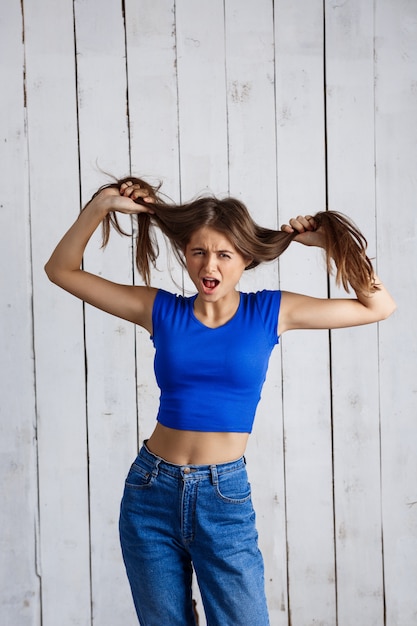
top-left (281, 215), bottom-right (325, 248)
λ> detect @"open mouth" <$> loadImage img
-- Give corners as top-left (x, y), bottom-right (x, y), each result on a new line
top-left (202, 278), bottom-right (220, 292)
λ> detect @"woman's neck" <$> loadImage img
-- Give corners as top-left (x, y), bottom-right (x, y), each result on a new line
top-left (193, 290), bottom-right (240, 329)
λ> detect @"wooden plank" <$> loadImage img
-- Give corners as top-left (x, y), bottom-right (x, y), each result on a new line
top-left (224, 1), bottom-right (288, 624)
top-left (73, 0), bottom-right (138, 623)
top-left (22, 0), bottom-right (91, 623)
top-left (325, 1), bottom-right (384, 624)
top-left (175, 0), bottom-right (229, 200)
top-left (274, 2), bottom-right (336, 624)
top-left (126, 0), bottom-right (180, 192)
top-left (374, 1), bottom-right (417, 624)
top-left (0, 2), bottom-right (41, 624)
top-left (125, 0), bottom-right (181, 447)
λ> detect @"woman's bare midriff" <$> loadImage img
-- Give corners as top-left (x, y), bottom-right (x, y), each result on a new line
top-left (146, 423), bottom-right (250, 465)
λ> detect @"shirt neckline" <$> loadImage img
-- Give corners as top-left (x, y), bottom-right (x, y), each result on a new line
top-left (189, 292), bottom-right (242, 330)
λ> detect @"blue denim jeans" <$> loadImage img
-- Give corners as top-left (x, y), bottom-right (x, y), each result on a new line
top-left (119, 443), bottom-right (270, 626)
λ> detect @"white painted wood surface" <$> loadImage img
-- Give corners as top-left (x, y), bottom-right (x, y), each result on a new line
top-left (22, 1), bottom-right (92, 625)
top-left (326, 2), bottom-right (385, 624)
top-left (74, 0), bottom-right (139, 623)
top-left (275, 3), bottom-right (336, 624)
top-left (375, 2), bottom-right (417, 625)
top-left (1, 1), bottom-right (416, 625)
top-left (0, 3), bottom-right (41, 625)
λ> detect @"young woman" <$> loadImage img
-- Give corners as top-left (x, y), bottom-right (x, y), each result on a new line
top-left (45, 178), bottom-right (396, 626)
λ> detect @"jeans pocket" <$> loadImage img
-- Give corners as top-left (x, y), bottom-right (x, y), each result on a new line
top-left (124, 461), bottom-right (154, 490)
top-left (214, 467), bottom-right (252, 504)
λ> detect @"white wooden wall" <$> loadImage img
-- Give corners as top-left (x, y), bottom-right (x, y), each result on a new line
top-left (1, 1), bottom-right (416, 625)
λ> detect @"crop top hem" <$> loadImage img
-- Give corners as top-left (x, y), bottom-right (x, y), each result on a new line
top-left (156, 415), bottom-right (252, 434)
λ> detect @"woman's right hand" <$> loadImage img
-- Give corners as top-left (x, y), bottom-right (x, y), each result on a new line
top-left (89, 180), bottom-right (155, 217)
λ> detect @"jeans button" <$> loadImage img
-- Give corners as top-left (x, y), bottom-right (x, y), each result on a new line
top-left (183, 467), bottom-right (191, 474)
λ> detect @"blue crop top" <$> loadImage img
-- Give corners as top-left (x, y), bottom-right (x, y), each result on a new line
top-left (151, 289), bottom-right (281, 433)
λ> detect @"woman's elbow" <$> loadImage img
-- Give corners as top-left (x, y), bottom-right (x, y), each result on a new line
top-left (376, 299), bottom-right (397, 322)
top-left (44, 259), bottom-right (67, 286)
top-left (44, 259), bottom-right (57, 283)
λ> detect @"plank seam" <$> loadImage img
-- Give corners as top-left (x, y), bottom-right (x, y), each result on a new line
top-left (72, 1), bottom-right (93, 623)
top-left (323, 1), bottom-right (339, 624)
top-left (373, 0), bottom-right (387, 622)
top-left (21, 0), bottom-right (43, 621)
top-left (272, 1), bottom-right (291, 621)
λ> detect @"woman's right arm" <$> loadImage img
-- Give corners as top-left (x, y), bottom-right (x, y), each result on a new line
top-left (44, 184), bottom-right (157, 332)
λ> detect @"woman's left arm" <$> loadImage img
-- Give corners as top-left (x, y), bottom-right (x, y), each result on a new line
top-left (278, 215), bottom-right (397, 335)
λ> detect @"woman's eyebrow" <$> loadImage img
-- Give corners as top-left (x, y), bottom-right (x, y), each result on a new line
top-left (190, 246), bottom-right (234, 254)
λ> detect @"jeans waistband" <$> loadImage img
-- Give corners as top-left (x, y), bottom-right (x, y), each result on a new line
top-left (139, 441), bottom-right (246, 480)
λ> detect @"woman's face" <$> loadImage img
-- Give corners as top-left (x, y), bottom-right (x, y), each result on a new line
top-left (184, 226), bottom-right (251, 302)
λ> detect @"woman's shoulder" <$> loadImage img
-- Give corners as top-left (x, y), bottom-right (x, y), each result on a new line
top-left (239, 290), bottom-right (282, 340)
top-left (153, 288), bottom-right (196, 315)
top-left (240, 289), bottom-right (281, 306)
top-left (154, 288), bottom-right (195, 303)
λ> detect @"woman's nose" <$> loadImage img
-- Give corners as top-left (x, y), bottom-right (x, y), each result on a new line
top-left (203, 253), bottom-right (217, 272)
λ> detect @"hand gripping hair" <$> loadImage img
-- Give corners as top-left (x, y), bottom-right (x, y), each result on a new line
top-left (92, 176), bottom-right (378, 295)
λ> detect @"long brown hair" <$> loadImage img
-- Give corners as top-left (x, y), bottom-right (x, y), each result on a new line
top-left (90, 176), bottom-right (378, 294)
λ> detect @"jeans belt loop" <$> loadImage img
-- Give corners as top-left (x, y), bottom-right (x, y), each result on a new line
top-left (151, 457), bottom-right (161, 478)
top-left (210, 464), bottom-right (218, 486)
